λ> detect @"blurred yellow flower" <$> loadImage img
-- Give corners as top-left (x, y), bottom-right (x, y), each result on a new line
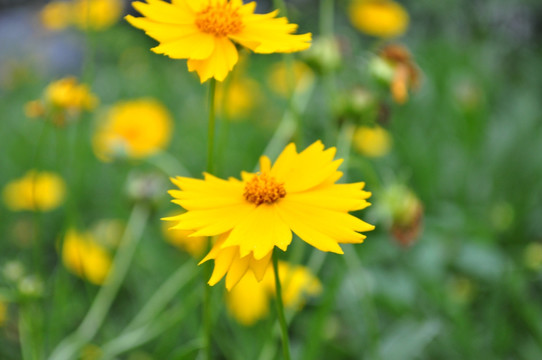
top-left (349, 0), bottom-right (409, 38)
top-left (0, 301), bottom-right (6, 326)
top-left (216, 78), bottom-right (261, 120)
top-left (126, 0), bottom-right (311, 82)
top-left (165, 141), bottom-right (374, 289)
top-left (45, 76), bottom-right (98, 111)
top-left (92, 99), bottom-right (173, 161)
top-left (40, 1), bottom-right (72, 30)
top-left (2, 171), bottom-right (66, 212)
top-left (226, 261), bottom-right (321, 325)
top-left (353, 125), bottom-right (392, 158)
top-left (62, 229), bottom-right (112, 285)
top-left (161, 212), bottom-right (207, 257)
top-left (72, 0), bottom-right (124, 30)
top-left (26, 77), bottom-right (98, 125)
top-left (268, 60), bottom-right (314, 97)
top-left (41, 0), bottom-right (123, 31)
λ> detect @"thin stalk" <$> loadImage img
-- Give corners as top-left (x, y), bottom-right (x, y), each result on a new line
top-left (207, 78), bottom-right (217, 174)
top-left (203, 78), bottom-right (218, 360)
top-left (273, 250), bottom-right (291, 360)
top-left (48, 204), bottom-right (149, 360)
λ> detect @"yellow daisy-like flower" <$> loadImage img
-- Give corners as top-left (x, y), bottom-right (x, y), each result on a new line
top-left (2, 171), bottom-right (66, 212)
top-left (165, 141), bottom-right (374, 289)
top-left (92, 98), bottom-right (173, 161)
top-left (216, 77), bottom-right (261, 120)
top-left (349, 0), bottom-right (409, 38)
top-left (353, 125), bottom-right (392, 158)
top-left (125, 0), bottom-right (312, 83)
top-left (62, 229), bottom-right (113, 285)
top-left (268, 60), bottom-right (315, 97)
top-left (226, 261), bottom-right (321, 326)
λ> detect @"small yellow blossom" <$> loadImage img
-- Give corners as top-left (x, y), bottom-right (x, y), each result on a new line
top-left (161, 212), bottom-right (207, 257)
top-left (62, 229), bottom-right (112, 285)
top-left (0, 301), bottom-right (6, 326)
top-left (268, 60), bottom-right (314, 97)
top-left (40, 1), bottom-right (72, 30)
top-left (226, 261), bottom-right (321, 325)
top-left (45, 76), bottom-right (98, 110)
top-left (349, 0), bottom-right (409, 38)
top-left (72, 0), bottom-right (124, 30)
top-left (26, 77), bottom-right (98, 125)
top-left (92, 98), bottom-right (173, 161)
top-left (165, 141), bottom-right (374, 289)
top-left (353, 126), bottom-right (392, 158)
top-left (126, 0), bottom-right (312, 82)
top-left (216, 78), bottom-right (261, 120)
top-left (2, 171), bottom-right (66, 212)
top-left (41, 0), bottom-right (123, 31)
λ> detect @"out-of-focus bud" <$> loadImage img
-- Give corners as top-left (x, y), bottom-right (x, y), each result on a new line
top-left (524, 242), bottom-right (542, 271)
top-left (303, 36), bottom-right (342, 74)
top-left (125, 171), bottom-right (167, 205)
top-left (448, 276), bottom-right (475, 304)
top-left (24, 100), bottom-right (46, 119)
top-left (2, 261), bottom-right (25, 283)
top-left (489, 201), bottom-right (514, 233)
top-left (335, 87), bottom-right (378, 123)
top-left (453, 78), bottom-right (485, 113)
top-left (370, 44), bottom-right (421, 104)
top-left (377, 184), bottom-right (424, 247)
top-left (90, 219), bottom-right (125, 249)
top-left (0, 301), bottom-right (7, 326)
top-left (18, 275), bottom-right (44, 299)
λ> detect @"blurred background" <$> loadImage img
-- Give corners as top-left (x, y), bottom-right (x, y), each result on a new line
top-left (1, 0), bottom-right (542, 359)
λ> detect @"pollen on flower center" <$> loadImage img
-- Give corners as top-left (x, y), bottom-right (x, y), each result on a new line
top-left (195, 4), bottom-right (243, 37)
top-left (243, 173), bottom-right (286, 205)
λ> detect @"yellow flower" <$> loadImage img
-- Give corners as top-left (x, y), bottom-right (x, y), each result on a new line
top-left (92, 98), bottom-right (173, 161)
top-left (216, 78), bottom-right (261, 120)
top-left (2, 171), bottom-right (66, 212)
top-left (349, 0), bottom-right (409, 38)
top-left (353, 126), bottom-right (392, 158)
top-left (125, 0), bottom-right (312, 83)
top-left (161, 212), bottom-right (207, 257)
top-left (41, 1), bottom-right (72, 30)
top-left (0, 301), bottom-right (6, 326)
top-left (165, 141), bottom-right (374, 289)
top-left (226, 261), bottom-right (321, 325)
top-left (44, 76), bottom-right (98, 111)
top-left (72, 0), bottom-right (124, 30)
top-left (268, 60), bottom-right (314, 97)
top-left (62, 229), bottom-right (112, 285)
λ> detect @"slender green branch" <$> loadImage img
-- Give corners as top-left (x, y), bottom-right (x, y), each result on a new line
top-left (207, 78), bottom-right (217, 174)
top-left (273, 250), bottom-right (291, 360)
top-left (48, 204), bottom-right (149, 360)
top-left (203, 78), bottom-right (218, 360)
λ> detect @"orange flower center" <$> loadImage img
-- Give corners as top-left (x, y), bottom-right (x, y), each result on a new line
top-left (243, 173), bottom-right (286, 205)
top-left (195, 3), bottom-right (243, 37)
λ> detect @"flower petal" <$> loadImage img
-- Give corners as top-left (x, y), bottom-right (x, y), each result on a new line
top-left (187, 37), bottom-right (239, 82)
top-left (152, 32), bottom-right (216, 60)
top-left (222, 204), bottom-right (292, 259)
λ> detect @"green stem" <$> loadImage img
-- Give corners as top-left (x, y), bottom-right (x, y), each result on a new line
top-left (48, 204), bottom-right (149, 360)
top-left (207, 78), bottom-right (217, 174)
top-left (273, 250), bottom-right (291, 360)
top-left (203, 78), bottom-right (217, 360)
